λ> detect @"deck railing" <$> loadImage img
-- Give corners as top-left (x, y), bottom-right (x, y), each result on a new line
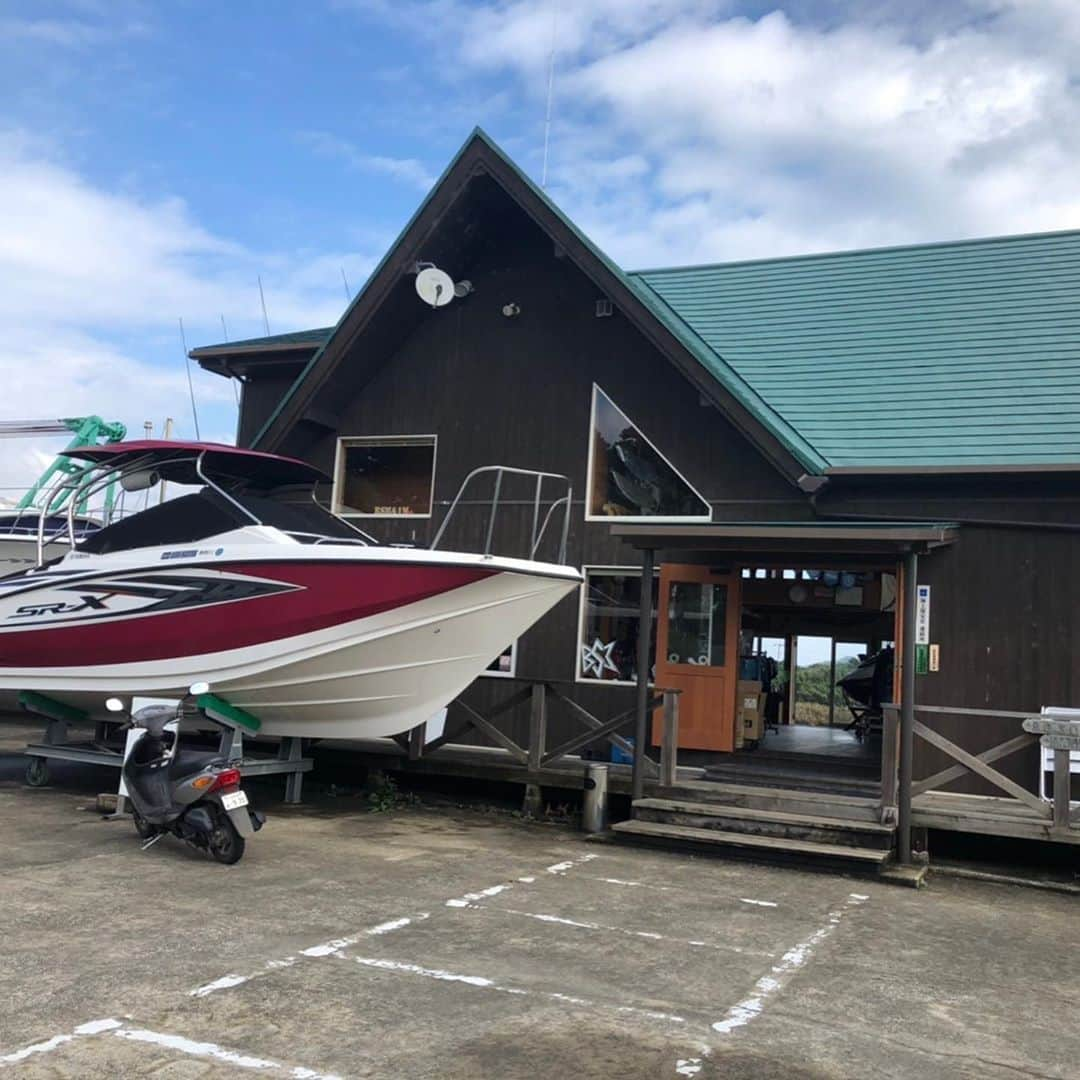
top-left (892, 704), bottom-right (1080, 835)
top-left (398, 678), bottom-right (671, 779)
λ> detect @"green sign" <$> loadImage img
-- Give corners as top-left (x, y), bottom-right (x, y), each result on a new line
top-left (915, 644), bottom-right (929, 675)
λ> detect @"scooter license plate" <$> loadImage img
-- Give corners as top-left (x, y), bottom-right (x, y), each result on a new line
top-left (222, 790), bottom-right (249, 810)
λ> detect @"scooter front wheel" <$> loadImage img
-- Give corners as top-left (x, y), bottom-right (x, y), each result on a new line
top-left (131, 808), bottom-right (157, 840)
top-left (208, 815), bottom-right (245, 865)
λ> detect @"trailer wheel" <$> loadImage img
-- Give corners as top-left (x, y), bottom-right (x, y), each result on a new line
top-left (25, 757), bottom-right (49, 787)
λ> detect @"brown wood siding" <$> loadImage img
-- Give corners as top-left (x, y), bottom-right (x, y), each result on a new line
top-left (239, 373), bottom-right (303, 447)
top-left (912, 526), bottom-right (1079, 794)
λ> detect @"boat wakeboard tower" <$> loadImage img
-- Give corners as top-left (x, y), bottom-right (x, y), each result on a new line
top-left (0, 416), bottom-right (126, 575)
top-left (0, 441), bottom-right (581, 739)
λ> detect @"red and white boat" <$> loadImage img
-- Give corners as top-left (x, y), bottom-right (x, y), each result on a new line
top-left (0, 442), bottom-right (580, 738)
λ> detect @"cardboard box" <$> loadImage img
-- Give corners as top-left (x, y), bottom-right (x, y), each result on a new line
top-left (737, 680), bottom-right (765, 745)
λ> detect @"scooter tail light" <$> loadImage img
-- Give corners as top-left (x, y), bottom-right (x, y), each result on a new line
top-left (208, 768), bottom-right (242, 793)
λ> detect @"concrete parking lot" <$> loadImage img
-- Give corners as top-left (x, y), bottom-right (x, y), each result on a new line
top-left (2, 722), bottom-right (1079, 1079)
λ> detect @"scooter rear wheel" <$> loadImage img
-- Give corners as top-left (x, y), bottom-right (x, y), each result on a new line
top-left (209, 815), bottom-right (245, 865)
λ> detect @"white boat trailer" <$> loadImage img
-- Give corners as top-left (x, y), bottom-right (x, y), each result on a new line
top-left (19, 690), bottom-right (312, 803)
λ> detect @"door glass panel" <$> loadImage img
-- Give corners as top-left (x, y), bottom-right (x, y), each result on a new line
top-left (665, 581), bottom-right (727, 666)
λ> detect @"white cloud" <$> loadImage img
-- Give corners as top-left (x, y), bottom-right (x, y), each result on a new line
top-left (0, 132), bottom-right (377, 494)
top-left (299, 130), bottom-right (437, 191)
top-left (348, 0), bottom-right (1080, 266)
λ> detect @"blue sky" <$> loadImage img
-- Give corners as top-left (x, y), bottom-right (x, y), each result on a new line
top-left (2, 0), bottom-right (1080, 495)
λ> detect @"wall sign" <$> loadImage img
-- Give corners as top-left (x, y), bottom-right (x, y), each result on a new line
top-left (915, 584), bottom-right (931, 645)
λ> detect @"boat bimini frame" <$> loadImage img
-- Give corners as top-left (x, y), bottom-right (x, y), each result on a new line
top-left (35, 448), bottom-right (573, 568)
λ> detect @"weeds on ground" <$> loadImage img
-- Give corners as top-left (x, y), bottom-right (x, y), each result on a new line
top-left (366, 774), bottom-right (419, 813)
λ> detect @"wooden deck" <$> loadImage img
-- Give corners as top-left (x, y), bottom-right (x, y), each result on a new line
top-left (912, 790), bottom-right (1080, 844)
top-left (319, 736), bottom-right (1080, 847)
top-left (314, 735), bottom-right (645, 794)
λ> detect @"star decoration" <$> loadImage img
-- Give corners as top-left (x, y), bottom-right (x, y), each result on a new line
top-left (582, 637), bottom-right (620, 679)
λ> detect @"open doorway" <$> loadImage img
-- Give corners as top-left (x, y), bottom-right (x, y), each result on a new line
top-left (728, 565), bottom-right (899, 786)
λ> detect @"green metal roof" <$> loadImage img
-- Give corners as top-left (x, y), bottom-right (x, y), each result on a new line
top-left (190, 328), bottom-right (334, 356)
top-left (630, 230), bottom-right (1080, 469)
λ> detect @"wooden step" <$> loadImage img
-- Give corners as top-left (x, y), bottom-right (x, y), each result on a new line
top-left (702, 764), bottom-right (881, 798)
top-left (633, 797), bottom-right (895, 849)
top-left (658, 779), bottom-right (883, 822)
top-left (611, 819), bottom-right (892, 866)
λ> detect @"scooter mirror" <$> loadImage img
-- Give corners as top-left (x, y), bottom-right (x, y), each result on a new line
top-left (188, 681), bottom-right (210, 697)
top-left (105, 697), bottom-right (125, 713)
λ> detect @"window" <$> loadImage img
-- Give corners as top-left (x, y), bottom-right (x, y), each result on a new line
top-left (481, 641), bottom-right (517, 679)
top-left (333, 436), bottom-right (436, 517)
top-left (585, 385), bottom-right (711, 522)
top-left (666, 580), bottom-right (727, 665)
top-left (577, 566), bottom-right (658, 685)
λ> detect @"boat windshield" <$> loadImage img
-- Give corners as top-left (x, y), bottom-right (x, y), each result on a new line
top-left (76, 488), bottom-right (367, 556)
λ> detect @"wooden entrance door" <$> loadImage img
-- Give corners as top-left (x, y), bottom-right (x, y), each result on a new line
top-left (652, 564), bottom-right (741, 752)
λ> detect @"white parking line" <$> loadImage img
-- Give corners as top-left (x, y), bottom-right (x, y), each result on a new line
top-left (445, 883), bottom-right (512, 907)
top-left (344, 953), bottom-right (688, 1026)
top-left (189, 913), bottom-right (429, 996)
top-left (589, 874), bottom-right (784, 910)
top-left (470, 906), bottom-right (776, 958)
top-left (0, 1019), bottom-right (121, 1066)
top-left (545, 853), bottom-right (599, 874)
top-left (711, 893), bottom-right (869, 1036)
top-left (0, 1020), bottom-right (341, 1078)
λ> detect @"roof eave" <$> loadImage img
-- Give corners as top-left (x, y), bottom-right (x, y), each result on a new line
top-left (190, 342), bottom-right (324, 359)
top-left (825, 463), bottom-right (1080, 476)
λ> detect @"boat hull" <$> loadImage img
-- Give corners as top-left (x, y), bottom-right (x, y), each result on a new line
top-left (0, 555), bottom-right (580, 737)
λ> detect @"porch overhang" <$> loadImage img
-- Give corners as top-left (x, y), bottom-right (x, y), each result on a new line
top-left (610, 521), bottom-right (959, 560)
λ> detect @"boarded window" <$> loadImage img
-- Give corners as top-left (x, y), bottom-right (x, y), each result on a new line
top-left (586, 386), bottom-right (711, 520)
top-left (578, 567), bottom-right (658, 685)
top-left (334, 436), bottom-right (436, 517)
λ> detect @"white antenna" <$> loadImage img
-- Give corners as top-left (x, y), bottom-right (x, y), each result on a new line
top-left (257, 275), bottom-right (271, 336)
top-left (541, 6), bottom-right (558, 188)
top-left (220, 314), bottom-right (240, 406)
top-left (341, 266), bottom-right (352, 302)
top-left (177, 317), bottom-right (201, 440)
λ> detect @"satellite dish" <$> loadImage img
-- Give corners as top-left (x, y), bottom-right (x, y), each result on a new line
top-left (415, 267), bottom-right (455, 308)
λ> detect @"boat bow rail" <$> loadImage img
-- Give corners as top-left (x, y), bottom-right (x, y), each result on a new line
top-left (430, 466), bottom-right (573, 565)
